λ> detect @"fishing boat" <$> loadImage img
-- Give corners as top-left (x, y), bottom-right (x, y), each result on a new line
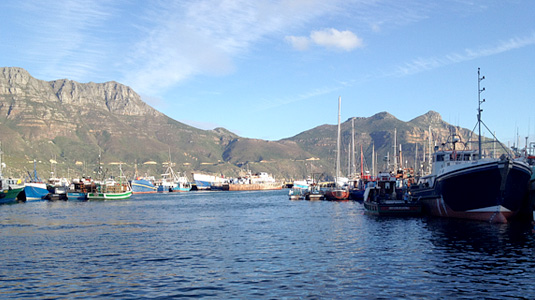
top-left (87, 179), bottom-right (132, 200)
top-left (305, 184), bottom-right (324, 200)
top-left (0, 178), bottom-right (24, 204)
top-left (410, 135), bottom-right (531, 223)
top-left (87, 156), bottom-right (132, 200)
top-left (363, 172), bottom-right (421, 216)
top-left (67, 178), bottom-right (93, 201)
top-left (410, 68), bottom-right (532, 223)
top-left (45, 177), bottom-right (69, 201)
top-left (0, 144), bottom-right (24, 204)
top-left (157, 161), bottom-right (191, 192)
top-left (131, 176), bottom-right (157, 194)
top-left (324, 96), bottom-right (350, 200)
top-left (19, 160), bottom-right (49, 202)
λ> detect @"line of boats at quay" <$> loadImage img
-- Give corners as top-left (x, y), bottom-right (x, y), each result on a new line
top-left (0, 155), bottom-right (284, 204)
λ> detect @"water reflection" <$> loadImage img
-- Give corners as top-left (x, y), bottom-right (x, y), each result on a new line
top-left (1, 191), bottom-right (535, 299)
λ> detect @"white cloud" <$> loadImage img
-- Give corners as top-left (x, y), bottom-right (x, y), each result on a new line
top-left (286, 28), bottom-right (363, 52)
top-left (310, 28), bottom-right (363, 51)
top-left (285, 35), bottom-right (310, 51)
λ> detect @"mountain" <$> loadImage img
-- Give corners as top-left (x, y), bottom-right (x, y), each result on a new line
top-left (0, 67), bottom-right (500, 181)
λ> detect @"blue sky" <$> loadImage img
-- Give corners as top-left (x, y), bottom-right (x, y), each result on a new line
top-left (1, 0), bottom-right (534, 147)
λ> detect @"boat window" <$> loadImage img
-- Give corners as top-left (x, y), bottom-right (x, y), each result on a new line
top-left (463, 154), bottom-right (471, 161)
top-left (436, 154), bottom-right (444, 161)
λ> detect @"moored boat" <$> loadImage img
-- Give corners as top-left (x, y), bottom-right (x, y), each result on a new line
top-left (20, 161), bottom-right (49, 202)
top-left (67, 178), bottom-right (93, 201)
top-left (131, 177), bottom-right (157, 194)
top-left (288, 187), bottom-right (305, 200)
top-left (410, 69), bottom-right (532, 223)
top-left (87, 157), bottom-right (132, 200)
top-left (193, 173), bottom-right (220, 190)
top-left (363, 172), bottom-right (421, 216)
top-left (87, 178), bottom-right (132, 200)
top-left (410, 142), bottom-right (531, 223)
top-left (0, 178), bottom-right (24, 204)
top-left (227, 172), bottom-right (282, 191)
top-left (157, 160), bottom-right (191, 192)
top-left (0, 146), bottom-right (24, 204)
top-left (323, 96), bottom-right (350, 200)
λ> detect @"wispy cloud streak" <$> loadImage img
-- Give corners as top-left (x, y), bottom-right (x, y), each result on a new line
top-left (122, 0), bottom-right (338, 95)
top-left (392, 33), bottom-right (535, 76)
top-left (14, 0), bottom-right (118, 81)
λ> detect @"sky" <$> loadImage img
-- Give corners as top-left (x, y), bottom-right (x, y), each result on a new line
top-left (1, 0), bottom-right (534, 147)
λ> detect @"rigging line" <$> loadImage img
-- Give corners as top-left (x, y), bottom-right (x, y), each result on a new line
top-left (480, 120), bottom-right (513, 157)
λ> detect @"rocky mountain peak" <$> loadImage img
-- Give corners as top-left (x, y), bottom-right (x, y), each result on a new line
top-left (410, 110), bottom-right (443, 125)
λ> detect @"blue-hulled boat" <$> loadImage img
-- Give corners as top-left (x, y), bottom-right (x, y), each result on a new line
top-left (20, 161), bottom-right (49, 202)
top-left (131, 177), bottom-right (157, 194)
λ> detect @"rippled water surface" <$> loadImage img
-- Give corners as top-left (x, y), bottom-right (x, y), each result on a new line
top-left (1, 190), bottom-right (535, 299)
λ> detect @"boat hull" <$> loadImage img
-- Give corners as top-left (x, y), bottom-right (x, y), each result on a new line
top-left (228, 183), bottom-right (282, 191)
top-left (349, 189), bottom-right (365, 201)
top-left (364, 200), bottom-right (422, 216)
top-left (324, 189), bottom-right (350, 201)
top-left (22, 184), bottom-right (49, 202)
top-left (412, 159), bottom-right (532, 223)
top-left (171, 184), bottom-right (191, 192)
top-left (0, 187), bottom-right (24, 204)
top-left (67, 192), bottom-right (88, 201)
top-left (131, 179), bottom-right (157, 194)
top-left (87, 191), bottom-right (132, 200)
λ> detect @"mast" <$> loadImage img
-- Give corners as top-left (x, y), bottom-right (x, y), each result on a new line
top-left (415, 143), bottom-right (418, 176)
top-left (335, 96), bottom-right (342, 183)
top-left (372, 143), bottom-right (375, 178)
top-left (347, 143), bottom-right (351, 177)
top-left (477, 67), bottom-right (485, 158)
top-left (393, 128), bottom-right (398, 171)
top-left (351, 117), bottom-right (356, 177)
top-left (399, 144), bottom-right (403, 170)
top-left (360, 144), bottom-right (364, 177)
top-left (428, 126), bottom-right (432, 174)
top-left (0, 141), bottom-right (3, 178)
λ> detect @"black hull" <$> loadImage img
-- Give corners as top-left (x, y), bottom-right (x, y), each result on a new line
top-left (411, 159), bottom-right (531, 223)
top-left (363, 201), bottom-right (422, 216)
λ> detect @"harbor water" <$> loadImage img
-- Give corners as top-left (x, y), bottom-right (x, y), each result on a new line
top-left (1, 190), bottom-right (535, 299)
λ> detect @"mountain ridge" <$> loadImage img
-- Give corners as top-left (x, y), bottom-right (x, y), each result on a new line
top-left (0, 67), bottom-right (500, 180)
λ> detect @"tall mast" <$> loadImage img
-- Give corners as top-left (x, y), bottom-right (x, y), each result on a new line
top-left (347, 143), bottom-right (351, 177)
top-left (428, 126), bottom-right (432, 174)
top-left (351, 117), bottom-right (356, 177)
top-left (336, 96), bottom-right (342, 182)
top-left (415, 143), bottom-right (418, 176)
top-left (360, 144), bottom-right (364, 177)
top-left (477, 67), bottom-right (485, 158)
top-left (0, 141), bottom-right (3, 178)
top-left (393, 128), bottom-right (397, 171)
top-left (372, 143), bottom-right (375, 178)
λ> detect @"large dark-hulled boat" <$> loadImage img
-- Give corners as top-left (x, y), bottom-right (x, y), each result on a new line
top-left (410, 142), bottom-right (531, 223)
top-left (411, 68), bottom-right (533, 223)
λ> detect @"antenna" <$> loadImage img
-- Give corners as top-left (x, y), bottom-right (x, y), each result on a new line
top-left (477, 68), bottom-right (485, 158)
